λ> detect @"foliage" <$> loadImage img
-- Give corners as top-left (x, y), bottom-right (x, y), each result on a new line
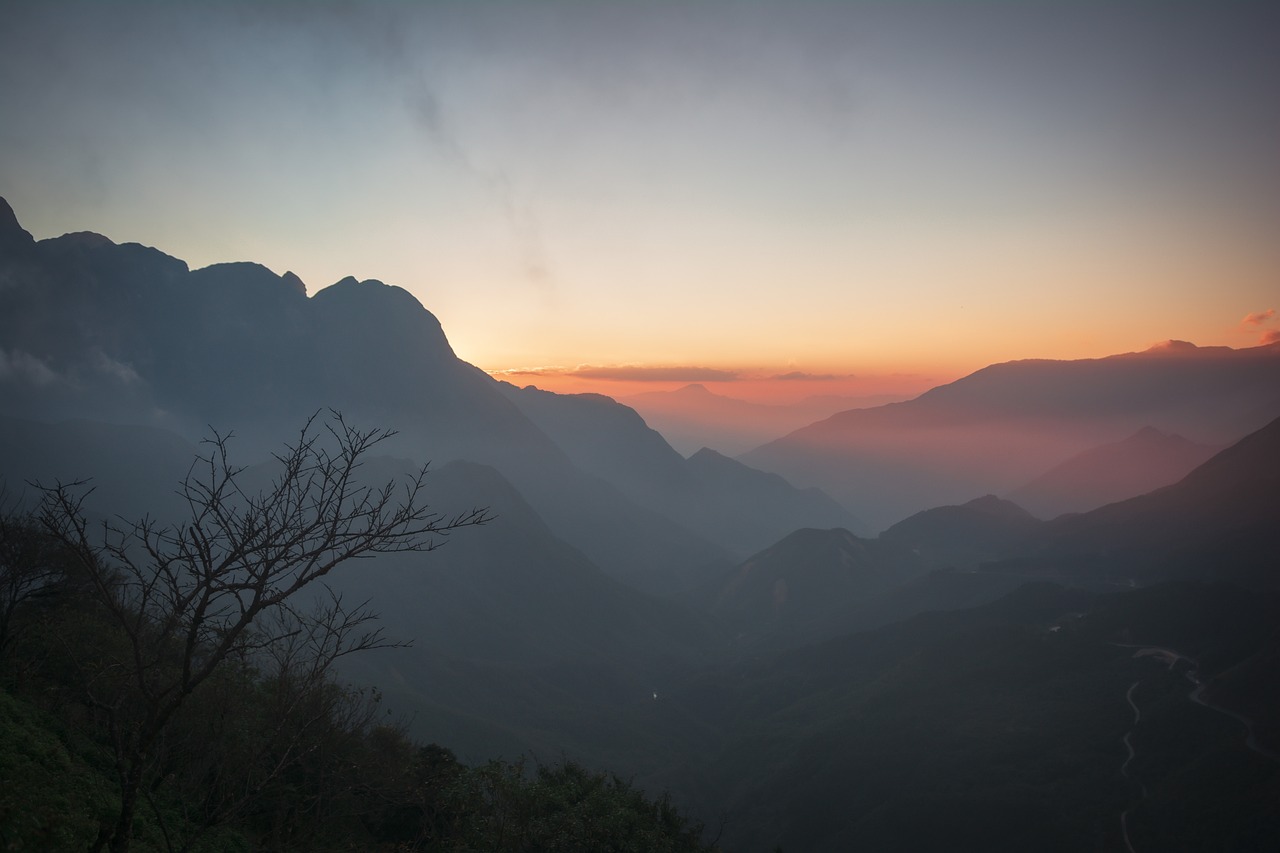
top-left (440, 758), bottom-right (714, 853)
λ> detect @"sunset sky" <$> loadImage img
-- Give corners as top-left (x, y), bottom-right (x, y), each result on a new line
top-left (2, 1), bottom-right (1277, 402)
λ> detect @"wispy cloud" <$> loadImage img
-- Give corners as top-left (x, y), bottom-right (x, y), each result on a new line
top-left (770, 371), bottom-right (852, 381)
top-left (488, 366), bottom-right (566, 378)
top-left (571, 365), bottom-right (741, 382)
top-left (402, 83), bottom-right (555, 298)
top-left (90, 348), bottom-right (141, 384)
top-left (1240, 307), bottom-right (1278, 344)
top-left (0, 349), bottom-right (61, 386)
top-left (488, 364), bottom-right (740, 382)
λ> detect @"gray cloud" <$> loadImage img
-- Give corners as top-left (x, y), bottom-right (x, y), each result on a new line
top-left (568, 365), bottom-right (740, 382)
top-left (770, 371), bottom-right (852, 381)
top-left (489, 364), bottom-right (740, 382)
top-left (0, 349), bottom-right (61, 386)
top-left (90, 349), bottom-right (142, 385)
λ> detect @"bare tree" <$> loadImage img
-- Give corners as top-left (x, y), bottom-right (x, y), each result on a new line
top-left (37, 412), bottom-right (490, 853)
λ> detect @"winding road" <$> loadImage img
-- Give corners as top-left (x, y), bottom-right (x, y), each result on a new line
top-left (1114, 645), bottom-right (1278, 853)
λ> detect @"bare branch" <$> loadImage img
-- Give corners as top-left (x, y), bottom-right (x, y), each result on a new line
top-left (34, 413), bottom-right (490, 853)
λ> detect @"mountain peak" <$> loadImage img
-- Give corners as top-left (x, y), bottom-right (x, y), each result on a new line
top-left (0, 196), bottom-right (35, 250)
top-left (1145, 339), bottom-right (1199, 354)
top-left (675, 383), bottom-right (713, 396)
top-left (1135, 340), bottom-right (1238, 358)
top-left (46, 230), bottom-right (116, 250)
top-left (1128, 425), bottom-right (1169, 441)
top-left (281, 270), bottom-right (307, 296)
top-left (962, 494), bottom-right (1034, 520)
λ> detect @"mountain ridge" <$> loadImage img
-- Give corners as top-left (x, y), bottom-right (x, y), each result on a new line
top-left (0, 197), bottom-right (731, 595)
top-left (742, 342), bottom-right (1280, 530)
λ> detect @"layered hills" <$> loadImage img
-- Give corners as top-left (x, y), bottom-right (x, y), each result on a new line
top-left (742, 342), bottom-right (1280, 531)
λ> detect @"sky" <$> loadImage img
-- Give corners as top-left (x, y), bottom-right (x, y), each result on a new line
top-left (2, 1), bottom-right (1277, 402)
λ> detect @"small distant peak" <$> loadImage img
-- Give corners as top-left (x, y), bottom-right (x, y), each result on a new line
top-left (676, 383), bottom-right (712, 395)
top-left (1144, 340), bottom-right (1198, 355)
top-left (281, 270), bottom-right (307, 296)
top-left (963, 494), bottom-right (1033, 519)
top-left (1127, 425), bottom-right (1169, 442)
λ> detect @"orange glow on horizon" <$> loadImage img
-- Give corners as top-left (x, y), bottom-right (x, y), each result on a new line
top-left (483, 365), bottom-right (949, 405)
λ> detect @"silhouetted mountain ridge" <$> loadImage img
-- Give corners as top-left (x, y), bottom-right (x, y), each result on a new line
top-left (0, 198), bottom-right (731, 595)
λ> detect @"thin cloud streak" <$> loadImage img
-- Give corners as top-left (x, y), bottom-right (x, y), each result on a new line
top-left (771, 371), bottom-right (852, 382)
top-left (492, 364), bottom-right (742, 383)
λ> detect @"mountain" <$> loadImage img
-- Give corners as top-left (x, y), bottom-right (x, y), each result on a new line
top-left (0, 197), bottom-right (730, 595)
top-left (495, 383), bottom-right (692, 504)
top-left (1009, 426), bottom-right (1219, 519)
top-left (701, 495), bottom-right (1050, 652)
top-left (879, 494), bottom-right (1042, 570)
top-left (497, 382), bottom-right (863, 556)
top-left (350, 458), bottom-right (715, 668)
top-left (709, 528), bottom-right (893, 639)
top-left (620, 383), bottom-right (913, 456)
top-left (742, 343), bottom-right (1280, 531)
top-left (707, 416), bottom-right (1280, 654)
top-left (1030, 415), bottom-right (1280, 588)
top-left (326, 459), bottom-right (724, 763)
top-left (684, 447), bottom-right (864, 547)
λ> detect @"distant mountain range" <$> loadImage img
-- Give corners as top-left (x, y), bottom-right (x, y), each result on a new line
top-left (743, 342), bottom-right (1280, 530)
top-left (621, 383), bottom-right (912, 456)
top-left (700, 415), bottom-right (1280, 652)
